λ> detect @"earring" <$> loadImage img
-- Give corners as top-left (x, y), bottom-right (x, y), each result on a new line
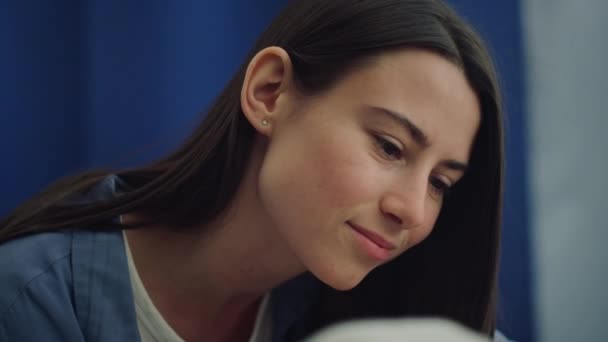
top-left (261, 119), bottom-right (269, 126)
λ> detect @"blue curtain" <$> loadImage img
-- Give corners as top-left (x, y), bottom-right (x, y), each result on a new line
top-left (1, 1), bottom-right (531, 341)
top-left (1, 0), bottom-right (284, 213)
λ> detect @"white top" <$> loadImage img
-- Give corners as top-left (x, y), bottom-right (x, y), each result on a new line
top-left (123, 231), bottom-right (272, 342)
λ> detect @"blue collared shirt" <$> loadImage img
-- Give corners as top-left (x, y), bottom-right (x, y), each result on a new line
top-left (0, 176), bottom-right (318, 342)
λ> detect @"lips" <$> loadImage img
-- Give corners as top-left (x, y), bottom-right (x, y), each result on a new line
top-left (347, 222), bottom-right (396, 250)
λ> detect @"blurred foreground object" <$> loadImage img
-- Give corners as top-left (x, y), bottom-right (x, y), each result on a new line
top-left (306, 318), bottom-right (491, 341)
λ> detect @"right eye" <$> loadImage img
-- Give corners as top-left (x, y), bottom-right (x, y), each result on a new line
top-left (374, 135), bottom-right (403, 160)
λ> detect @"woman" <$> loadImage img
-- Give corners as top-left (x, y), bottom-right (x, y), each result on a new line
top-left (0, 0), bottom-right (504, 341)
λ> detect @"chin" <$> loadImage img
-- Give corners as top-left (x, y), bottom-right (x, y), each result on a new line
top-left (314, 267), bottom-right (370, 291)
top-left (329, 281), bottom-right (361, 291)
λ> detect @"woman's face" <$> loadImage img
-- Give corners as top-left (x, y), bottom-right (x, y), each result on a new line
top-left (258, 49), bottom-right (480, 290)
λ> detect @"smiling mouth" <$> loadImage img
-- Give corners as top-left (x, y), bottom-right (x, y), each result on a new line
top-left (347, 222), bottom-right (396, 249)
top-left (347, 221), bottom-right (396, 262)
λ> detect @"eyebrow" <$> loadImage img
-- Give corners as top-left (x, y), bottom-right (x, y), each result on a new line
top-left (369, 106), bottom-right (431, 148)
top-left (440, 160), bottom-right (468, 172)
top-left (368, 106), bottom-right (469, 172)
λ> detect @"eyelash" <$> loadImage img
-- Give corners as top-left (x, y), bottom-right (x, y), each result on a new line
top-left (373, 135), bottom-right (451, 197)
top-left (373, 135), bottom-right (403, 160)
top-left (429, 176), bottom-right (451, 197)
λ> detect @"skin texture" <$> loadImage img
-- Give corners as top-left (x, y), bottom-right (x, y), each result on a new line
top-left (124, 47), bottom-right (480, 341)
top-left (249, 47), bottom-right (480, 290)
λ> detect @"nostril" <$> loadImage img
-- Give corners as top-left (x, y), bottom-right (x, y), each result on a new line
top-left (386, 212), bottom-right (403, 225)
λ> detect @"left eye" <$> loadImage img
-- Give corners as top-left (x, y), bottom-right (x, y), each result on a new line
top-left (374, 136), bottom-right (403, 160)
top-left (429, 177), bottom-right (450, 196)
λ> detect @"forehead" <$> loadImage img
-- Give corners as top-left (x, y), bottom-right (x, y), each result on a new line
top-left (329, 49), bottom-right (481, 160)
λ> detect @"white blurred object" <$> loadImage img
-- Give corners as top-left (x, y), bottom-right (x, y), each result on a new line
top-left (305, 318), bottom-right (491, 342)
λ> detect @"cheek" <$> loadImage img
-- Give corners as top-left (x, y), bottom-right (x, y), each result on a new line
top-left (261, 128), bottom-right (380, 220)
top-left (312, 139), bottom-right (379, 207)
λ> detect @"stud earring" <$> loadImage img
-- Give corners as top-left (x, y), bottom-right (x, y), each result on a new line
top-left (261, 119), bottom-right (269, 126)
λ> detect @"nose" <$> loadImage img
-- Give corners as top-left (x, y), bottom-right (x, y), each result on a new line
top-left (379, 180), bottom-right (426, 229)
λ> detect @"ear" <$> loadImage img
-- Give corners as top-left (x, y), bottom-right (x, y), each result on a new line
top-left (240, 46), bottom-right (294, 136)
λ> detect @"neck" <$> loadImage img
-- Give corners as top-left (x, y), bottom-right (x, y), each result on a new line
top-left (123, 140), bottom-right (305, 340)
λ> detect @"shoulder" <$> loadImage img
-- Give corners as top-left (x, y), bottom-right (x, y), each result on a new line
top-left (0, 230), bottom-right (73, 315)
top-left (0, 228), bottom-right (138, 341)
top-left (0, 231), bottom-right (85, 341)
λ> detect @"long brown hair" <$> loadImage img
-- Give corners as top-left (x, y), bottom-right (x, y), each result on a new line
top-left (1, 0), bottom-right (503, 337)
